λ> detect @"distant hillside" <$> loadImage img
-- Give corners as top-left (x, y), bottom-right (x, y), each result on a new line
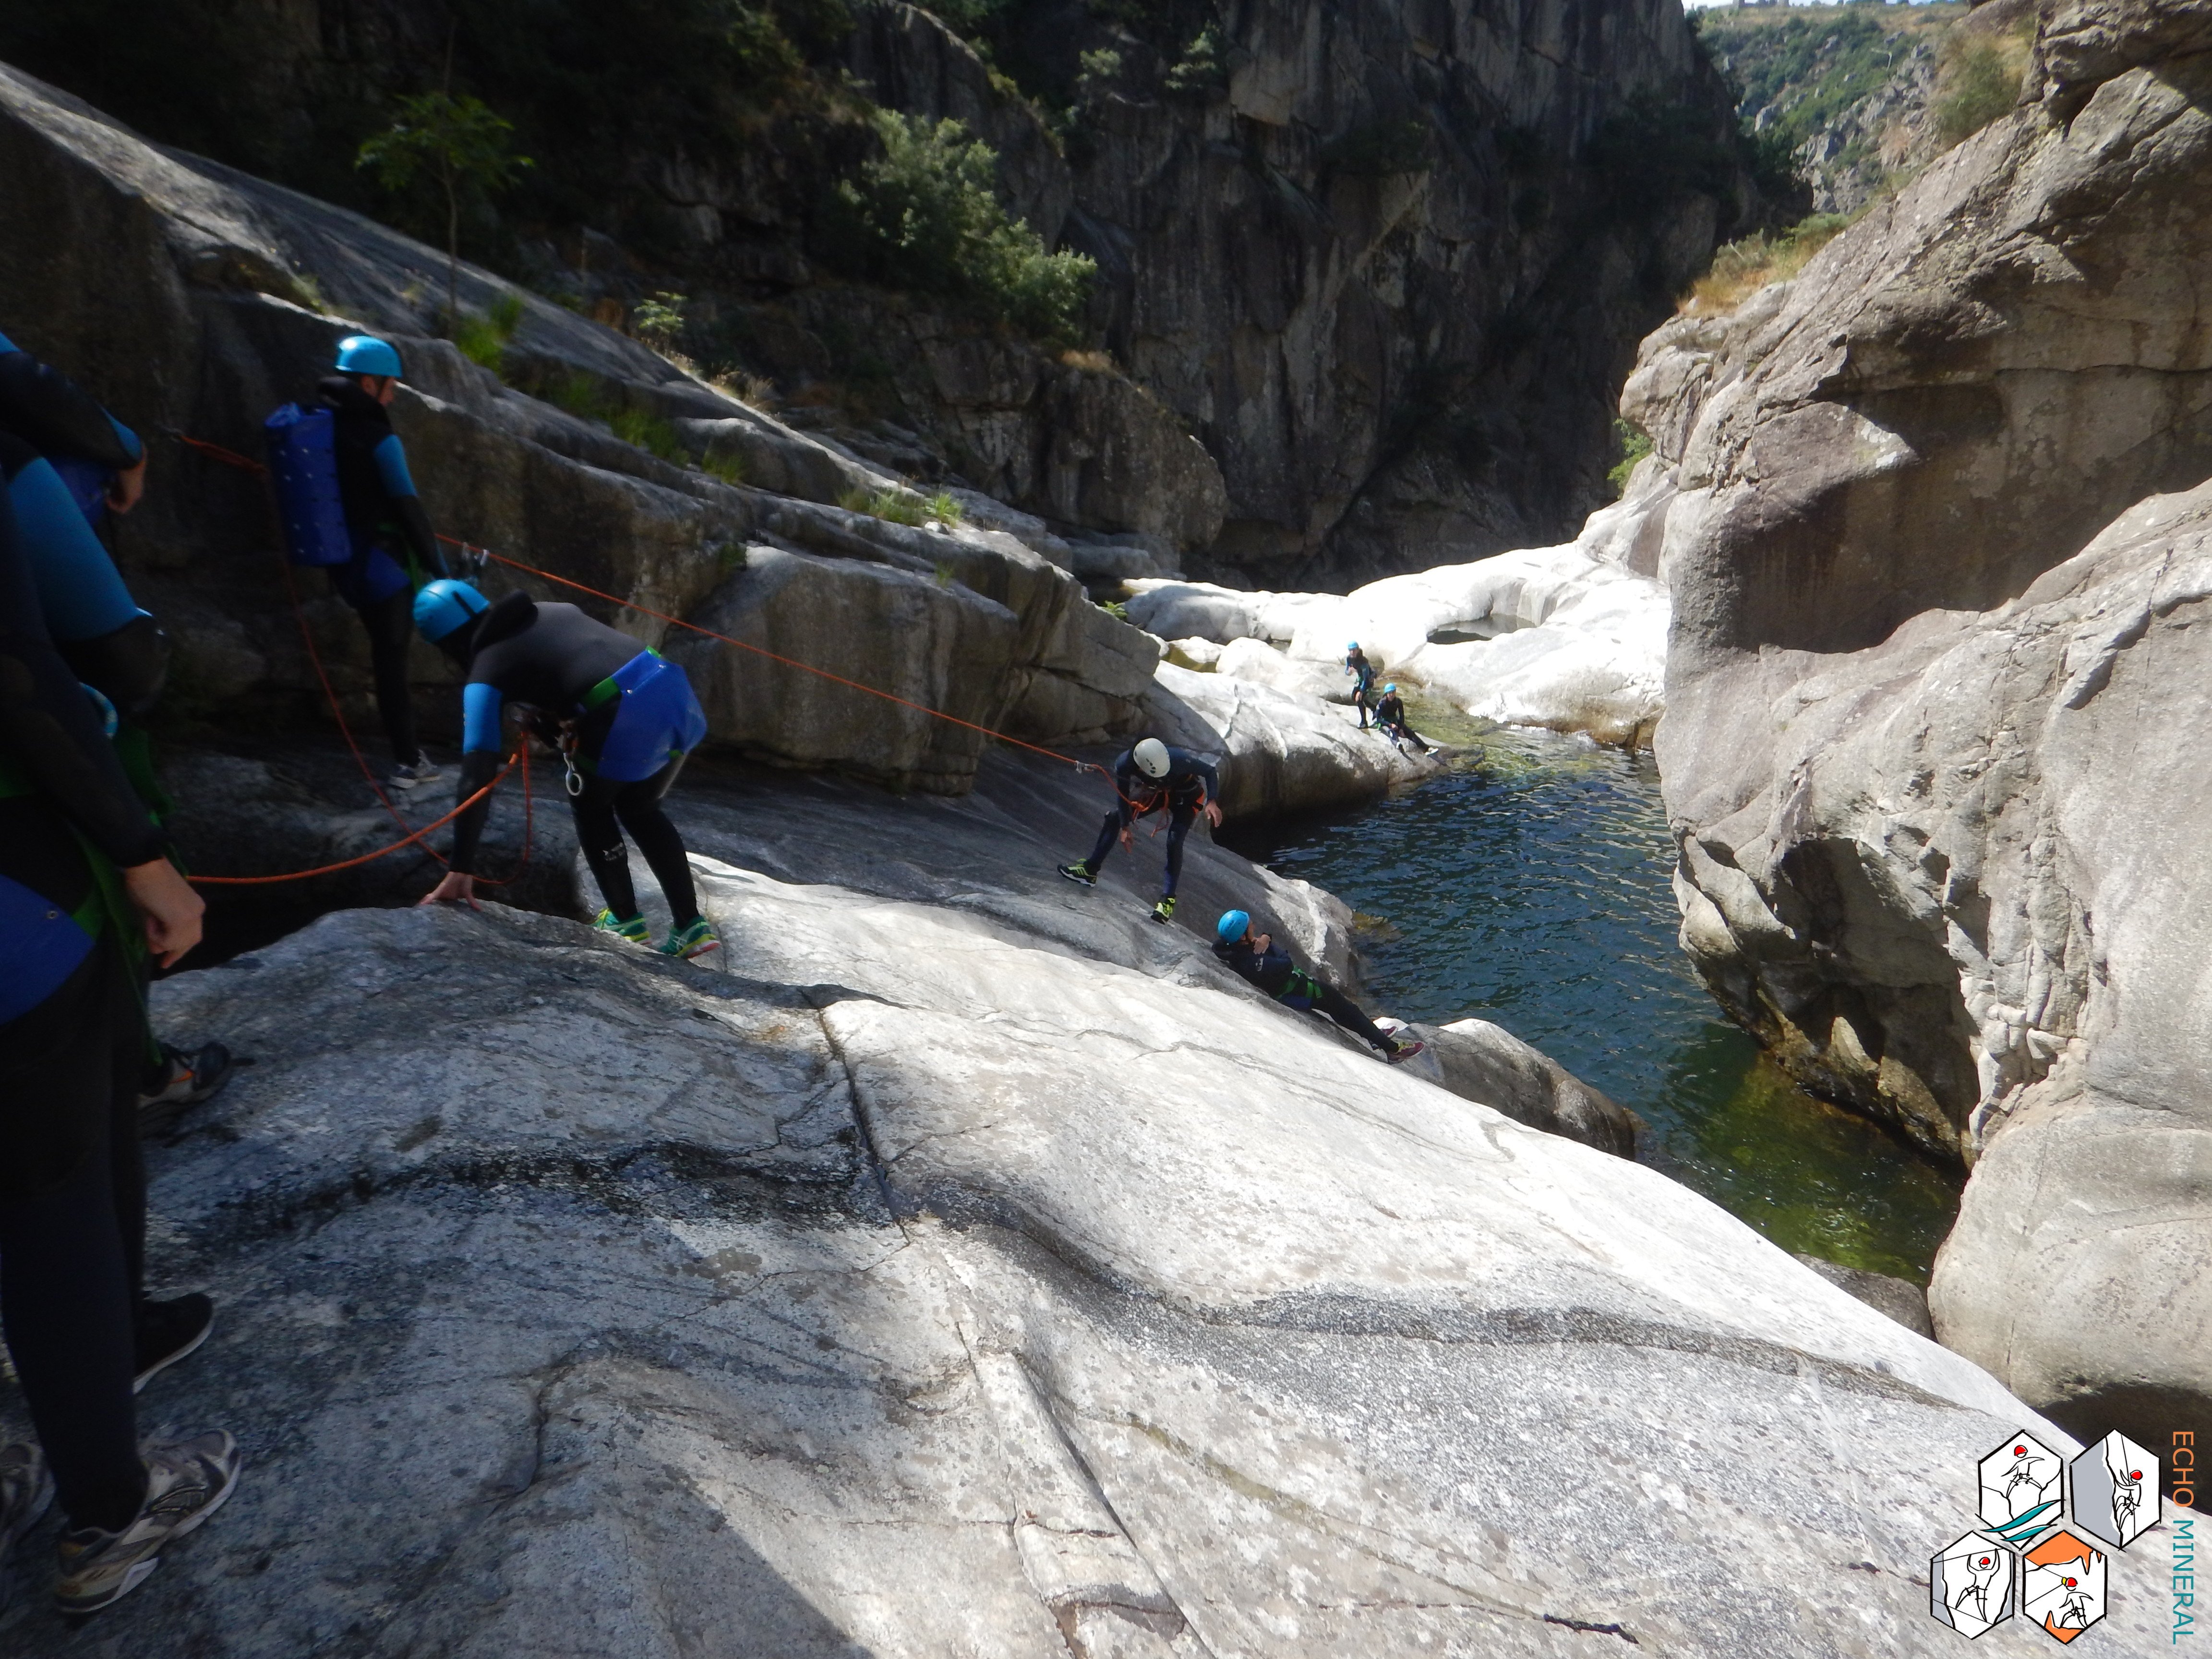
top-left (1694, 0), bottom-right (2033, 214)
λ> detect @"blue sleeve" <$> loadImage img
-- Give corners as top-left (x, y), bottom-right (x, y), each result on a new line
top-left (8, 458), bottom-right (138, 642)
top-left (107, 414), bottom-right (142, 466)
top-left (372, 433), bottom-right (418, 499)
top-left (462, 681), bottom-right (505, 754)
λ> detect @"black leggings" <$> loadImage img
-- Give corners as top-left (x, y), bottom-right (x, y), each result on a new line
top-left (0, 942), bottom-right (150, 1533)
top-left (571, 757), bottom-right (698, 927)
top-left (351, 587), bottom-right (421, 766)
top-left (1086, 798), bottom-right (1197, 897)
top-left (1291, 974), bottom-right (1395, 1053)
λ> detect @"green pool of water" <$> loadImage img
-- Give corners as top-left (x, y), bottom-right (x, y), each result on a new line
top-left (1225, 704), bottom-right (1962, 1284)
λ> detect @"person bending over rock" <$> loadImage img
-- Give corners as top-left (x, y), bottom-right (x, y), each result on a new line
top-left (1058, 736), bottom-right (1221, 925)
top-left (1372, 684), bottom-right (1430, 753)
top-left (316, 335), bottom-right (450, 790)
top-left (413, 580), bottom-right (720, 961)
top-left (1344, 642), bottom-right (1377, 728)
top-left (0, 479), bottom-right (241, 1616)
top-left (1213, 910), bottom-right (1425, 1064)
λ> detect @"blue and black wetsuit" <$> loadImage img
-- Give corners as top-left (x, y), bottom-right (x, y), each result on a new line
top-left (0, 480), bottom-right (166, 1534)
top-left (1345, 651), bottom-right (1377, 727)
top-left (447, 592), bottom-right (709, 925)
top-left (1213, 935), bottom-right (1395, 1053)
top-left (318, 373), bottom-right (446, 766)
top-left (0, 334), bottom-right (165, 720)
top-left (1372, 690), bottom-right (1428, 753)
top-left (1082, 743), bottom-right (1221, 899)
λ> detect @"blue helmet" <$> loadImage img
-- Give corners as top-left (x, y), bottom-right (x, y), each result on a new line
top-left (1216, 908), bottom-right (1250, 944)
top-left (1346, 641), bottom-right (1359, 650)
top-left (414, 578), bottom-right (489, 644)
top-left (335, 335), bottom-right (404, 379)
top-left (1383, 683), bottom-right (1396, 694)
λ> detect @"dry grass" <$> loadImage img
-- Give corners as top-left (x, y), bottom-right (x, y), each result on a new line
top-left (1059, 348), bottom-right (1116, 373)
top-left (1680, 212), bottom-right (1856, 315)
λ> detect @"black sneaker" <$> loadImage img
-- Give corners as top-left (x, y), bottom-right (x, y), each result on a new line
top-left (134, 1295), bottom-right (213, 1394)
top-left (1056, 862), bottom-right (1096, 887)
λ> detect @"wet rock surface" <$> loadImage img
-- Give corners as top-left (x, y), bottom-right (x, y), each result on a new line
top-left (1, 750), bottom-right (2176, 1656)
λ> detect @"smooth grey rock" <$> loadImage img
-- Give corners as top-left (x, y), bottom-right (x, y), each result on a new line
top-left (13, 749), bottom-right (2172, 1655)
top-left (1796, 1256), bottom-right (1936, 1341)
top-left (1422, 1018), bottom-right (1641, 1158)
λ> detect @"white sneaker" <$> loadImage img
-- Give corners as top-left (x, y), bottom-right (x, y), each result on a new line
top-left (388, 759), bottom-right (443, 789)
top-left (53, 1431), bottom-right (242, 1615)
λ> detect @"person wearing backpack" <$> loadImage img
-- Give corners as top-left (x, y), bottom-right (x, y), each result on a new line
top-left (315, 336), bottom-right (449, 789)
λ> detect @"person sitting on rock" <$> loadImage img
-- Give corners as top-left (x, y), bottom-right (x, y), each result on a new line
top-left (1372, 684), bottom-right (1430, 753)
top-left (317, 336), bottom-right (450, 790)
top-left (412, 579), bottom-right (721, 961)
top-left (1212, 910), bottom-right (1425, 1064)
top-left (1344, 642), bottom-right (1377, 728)
top-left (0, 478), bottom-right (242, 1616)
top-left (1058, 736), bottom-right (1221, 925)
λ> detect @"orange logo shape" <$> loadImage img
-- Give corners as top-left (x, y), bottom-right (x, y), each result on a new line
top-left (2021, 1529), bottom-right (2106, 1643)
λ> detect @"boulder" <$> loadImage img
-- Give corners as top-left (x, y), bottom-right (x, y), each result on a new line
top-left (1795, 1256), bottom-right (1936, 1341)
top-left (1645, 0), bottom-right (2212, 1447)
top-left (1212, 636), bottom-right (1347, 703)
top-left (1418, 1018), bottom-right (1641, 1158)
top-left (24, 744), bottom-right (2178, 1655)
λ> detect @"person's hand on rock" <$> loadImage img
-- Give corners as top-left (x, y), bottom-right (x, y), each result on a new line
top-left (1202, 800), bottom-right (1223, 829)
top-left (122, 857), bottom-right (204, 967)
top-left (421, 870), bottom-right (479, 911)
top-left (107, 455), bottom-right (147, 515)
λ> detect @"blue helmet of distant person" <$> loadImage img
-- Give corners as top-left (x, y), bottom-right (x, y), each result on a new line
top-left (335, 335), bottom-right (405, 380)
top-left (1216, 909), bottom-right (1250, 944)
top-left (414, 578), bottom-right (489, 644)
top-left (1383, 683), bottom-right (1396, 694)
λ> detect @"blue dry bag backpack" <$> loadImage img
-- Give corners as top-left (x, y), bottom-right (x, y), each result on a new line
top-left (264, 402), bottom-right (353, 568)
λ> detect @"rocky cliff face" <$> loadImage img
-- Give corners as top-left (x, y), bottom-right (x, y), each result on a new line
top-left (3, 0), bottom-right (1770, 588)
top-left (1637, 0), bottom-right (2212, 1447)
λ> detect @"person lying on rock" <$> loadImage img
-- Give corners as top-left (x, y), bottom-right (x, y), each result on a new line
top-left (412, 579), bottom-right (721, 961)
top-left (0, 477), bottom-right (242, 1616)
top-left (1344, 642), bottom-right (1377, 729)
top-left (316, 335), bottom-right (451, 791)
top-left (1372, 684), bottom-right (1430, 754)
top-left (1212, 911), bottom-right (1425, 1064)
top-left (1058, 735), bottom-right (1221, 925)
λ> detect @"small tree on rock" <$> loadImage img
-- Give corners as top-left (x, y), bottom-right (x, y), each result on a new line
top-left (358, 93), bottom-right (532, 333)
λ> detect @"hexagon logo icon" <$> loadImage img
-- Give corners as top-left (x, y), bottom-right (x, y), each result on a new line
top-left (1930, 1530), bottom-right (2018, 1637)
top-left (2021, 1529), bottom-right (2106, 1642)
top-left (2068, 1430), bottom-right (2160, 1550)
top-left (1978, 1431), bottom-right (2064, 1542)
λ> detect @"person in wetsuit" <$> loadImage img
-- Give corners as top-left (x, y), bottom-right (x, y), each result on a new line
top-left (317, 336), bottom-right (448, 789)
top-left (1057, 736), bottom-right (1221, 925)
top-left (1344, 643), bottom-right (1377, 729)
top-left (1211, 910), bottom-right (1424, 1064)
top-left (412, 579), bottom-right (720, 961)
top-left (1372, 683), bottom-right (1429, 753)
top-left (0, 482), bottom-right (242, 1616)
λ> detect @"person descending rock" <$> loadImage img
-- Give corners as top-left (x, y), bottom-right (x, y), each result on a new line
top-left (1212, 911), bottom-right (1425, 1064)
top-left (413, 580), bottom-right (721, 960)
top-left (1344, 642), bottom-right (1378, 729)
top-left (1372, 683), bottom-right (1430, 754)
top-left (317, 336), bottom-right (449, 789)
top-left (1057, 736), bottom-right (1221, 924)
top-left (0, 481), bottom-right (241, 1616)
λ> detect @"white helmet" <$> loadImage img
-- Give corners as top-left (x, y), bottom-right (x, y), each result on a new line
top-left (1131, 737), bottom-right (1171, 779)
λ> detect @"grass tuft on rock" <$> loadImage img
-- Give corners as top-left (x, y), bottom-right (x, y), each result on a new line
top-left (838, 485), bottom-right (928, 526)
top-left (1680, 212), bottom-right (1856, 314)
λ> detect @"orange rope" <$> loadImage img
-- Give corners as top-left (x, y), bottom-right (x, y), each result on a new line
top-left (191, 755), bottom-right (518, 884)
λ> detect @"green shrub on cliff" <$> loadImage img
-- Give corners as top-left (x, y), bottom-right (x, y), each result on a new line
top-left (1606, 420), bottom-right (1654, 499)
top-left (822, 112), bottom-right (1096, 345)
top-left (1934, 31), bottom-right (2027, 146)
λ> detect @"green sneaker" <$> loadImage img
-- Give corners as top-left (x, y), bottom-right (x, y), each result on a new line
top-left (1056, 862), bottom-right (1096, 887)
top-left (662, 917), bottom-right (720, 961)
top-left (594, 910), bottom-right (649, 946)
top-left (1151, 895), bottom-right (1177, 924)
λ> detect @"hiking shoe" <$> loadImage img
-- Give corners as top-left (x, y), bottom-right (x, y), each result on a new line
top-left (388, 758), bottom-right (443, 789)
top-left (661, 917), bottom-right (721, 961)
top-left (1, 1443), bottom-right (52, 1564)
top-left (594, 910), bottom-right (650, 946)
top-left (134, 1295), bottom-right (214, 1394)
top-left (54, 1431), bottom-right (242, 1616)
top-left (1151, 895), bottom-right (1177, 924)
top-left (1056, 862), bottom-right (1096, 887)
top-left (137, 1040), bottom-right (236, 1118)
top-left (1385, 1037), bottom-right (1427, 1065)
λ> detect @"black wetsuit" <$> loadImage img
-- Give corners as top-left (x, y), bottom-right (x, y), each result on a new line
top-left (1373, 691), bottom-right (1429, 753)
top-left (1346, 653), bottom-right (1377, 727)
top-left (0, 481), bottom-right (162, 1533)
top-left (318, 374), bottom-right (445, 766)
top-left (1214, 935), bottom-right (1395, 1053)
top-left (1082, 744), bottom-right (1221, 898)
top-left (448, 592), bottom-right (703, 927)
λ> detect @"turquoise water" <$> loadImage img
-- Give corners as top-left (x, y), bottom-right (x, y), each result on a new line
top-left (1226, 712), bottom-right (1962, 1283)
